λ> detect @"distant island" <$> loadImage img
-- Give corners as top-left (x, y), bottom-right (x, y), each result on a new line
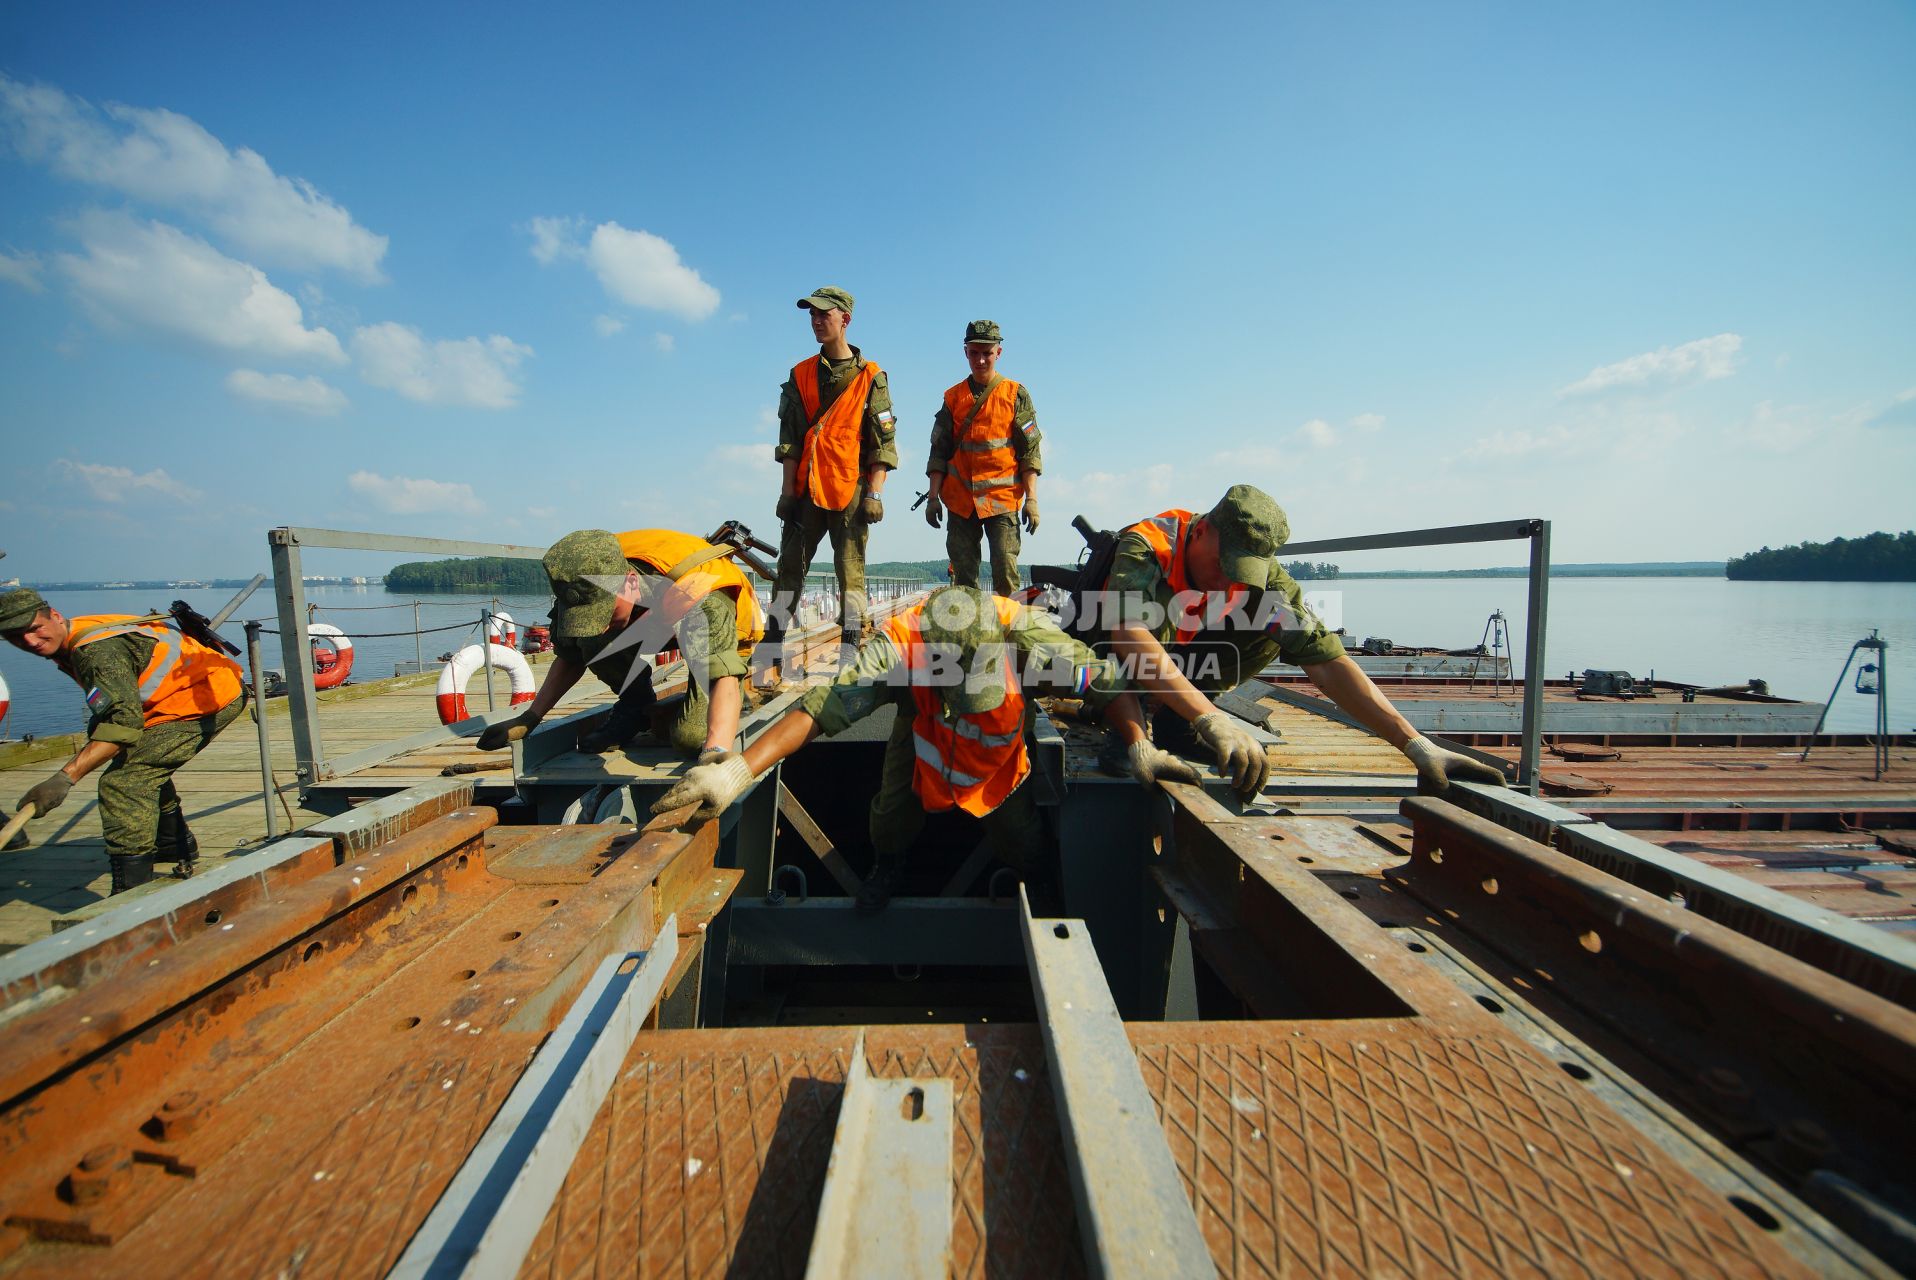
top-left (1727, 531), bottom-right (1915, 582)
top-left (386, 557), bottom-right (547, 593)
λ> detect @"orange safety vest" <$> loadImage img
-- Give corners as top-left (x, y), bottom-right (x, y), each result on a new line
top-left (64, 615), bottom-right (244, 727)
top-left (1122, 509), bottom-right (1247, 645)
top-left (882, 597), bottom-right (1030, 816)
top-left (792, 356), bottom-right (880, 512)
top-left (617, 530), bottom-right (765, 652)
top-left (938, 377), bottom-right (1025, 519)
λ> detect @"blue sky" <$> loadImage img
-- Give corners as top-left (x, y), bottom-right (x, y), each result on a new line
top-left (1, 0), bottom-right (1911, 581)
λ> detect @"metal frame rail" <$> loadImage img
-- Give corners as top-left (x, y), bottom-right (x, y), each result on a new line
top-left (1280, 517), bottom-right (1551, 792)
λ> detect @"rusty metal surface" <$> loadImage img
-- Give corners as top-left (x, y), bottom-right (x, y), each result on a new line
top-left (0, 812), bottom-right (729, 1276)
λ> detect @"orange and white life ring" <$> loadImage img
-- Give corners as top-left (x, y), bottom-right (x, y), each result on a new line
top-left (486, 610), bottom-right (518, 649)
top-left (0, 667), bottom-right (9, 726)
top-left (310, 623), bottom-right (355, 690)
top-left (437, 643), bottom-right (536, 725)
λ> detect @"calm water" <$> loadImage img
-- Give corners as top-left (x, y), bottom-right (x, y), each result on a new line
top-left (0, 579), bottom-right (1909, 741)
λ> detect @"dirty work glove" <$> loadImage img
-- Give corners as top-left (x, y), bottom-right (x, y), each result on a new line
top-left (1190, 711), bottom-right (1270, 799)
top-left (1021, 496), bottom-right (1040, 534)
top-left (861, 493), bottom-right (884, 524)
top-left (924, 490), bottom-right (944, 529)
top-left (695, 745), bottom-right (730, 767)
top-left (1127, 740), bottom-right (1203, 792)
top-left (21, 771), bottom-right (74, 818)
top-left (1403, 736), bottom-right (1507, 793)
top-left (650, 752), bottom-right (753, 820)
top-left (476, 710), bottom-right (541, 751)
top-left (776, 493), bottom-right (799, 523)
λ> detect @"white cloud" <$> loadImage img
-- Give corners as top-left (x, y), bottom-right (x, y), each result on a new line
top-left (652, 331), bottom-right (675, 353)
top-left (0, 248), bottom-right (43, 292)
top-left (57, 210), bottom-right (345, 362)
top-left (529, 216), bottom-right (721, 321)
top-left (1560, 333), bottom-right (1741, 398)
top-left (527, 215), bottom-right (583, 265)
top-left (348, 470), bottom-right (482, 515)
top-left (594, 313), bottom-right (625, 337)
top-left (54, 458), bottom-right (200, 503)
top-left (1, 75), bottom-right (386, 282)
top-left (1462, 425), bottom-right (1578, 460)
top-left (225, 369), bottom-right (349, 416)
top-left (1349, 412), bottom-right (1385, 433)
top-left (351, 322), bottom-right (531, 409)
top-left (1294, 418), bottom-right (1335, 448)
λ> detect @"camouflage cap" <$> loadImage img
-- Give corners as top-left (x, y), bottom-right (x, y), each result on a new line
top-left (1206, 484), bottom-right (1291, 589)
top-left (918, 585), bottom-right (1009, 715)
top-left (0, 588), bottom-right (48, 634)
top-left (796, 286), bottom-right (854, 314)
top-left (963, 319), bottom-right (1002, 346)
top-left (543, 530), bottom-right (629, 639)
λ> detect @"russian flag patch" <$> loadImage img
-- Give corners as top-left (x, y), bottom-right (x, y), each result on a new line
top-left (85, 687), bottom-right (108, 710)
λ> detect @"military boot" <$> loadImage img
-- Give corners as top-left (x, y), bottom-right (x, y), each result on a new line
top-left (855, 854), bottom-right (905, 915)
top-left (154, 784), bottom-right (199, 868)
top-left (109, 854), bottom-right (156, 895)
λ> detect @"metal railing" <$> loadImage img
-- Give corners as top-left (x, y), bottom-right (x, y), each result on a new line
top-left (1280, 518), bottom-right (1551, 793)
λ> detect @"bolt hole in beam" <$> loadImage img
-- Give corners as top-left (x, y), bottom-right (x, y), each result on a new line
top-left (1297, 856), bottom-right (1315, 864)
top-left (1340, 889), bottom-right (1360, 900)
top-left (901, 1087), bottom-right (926, 1122)
top-left (302, 942), bottom-right (323, 963)
top-left (402, 885), bottom-right (418, 905)
top-left (1053, 923), bottom-right (1070, 939)
top-left (1578, 930), bottom-right (1603, 954)
top-left (399, 1016), bottom-right (421, 1031)
top-left (204, 909), bottom-right (222, 925)
top-left (542, 898), bottom-right (560, 908)
top-left (456, 968), bottom-right (477, 981)
top-left (456, 854), bottom-right (469, 871)
top-left (1407, 942), bottom-right (1429, 954)
top-left (1560, 1061), bottom-right (1593, 1081)
top-left (1475, 995), bottom-right (1504, 1014)
top-left (503, 931), bottom-right (523, 941)
top-left (1729, 1196), bottom-right (1783, 1232)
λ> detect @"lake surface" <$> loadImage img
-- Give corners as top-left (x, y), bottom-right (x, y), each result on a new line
top-left (1, 578), bottom-right (1909, 742)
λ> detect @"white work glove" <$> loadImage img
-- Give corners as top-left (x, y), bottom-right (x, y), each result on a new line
top-left (1189, 711), bottom-right (1270, 799)
top-left (1403, 736), bottom-right (1507, 793)
top-left (1127, 740), bottom-right (1203, 792)
top-left (650, 752), bottom-right (754, 820)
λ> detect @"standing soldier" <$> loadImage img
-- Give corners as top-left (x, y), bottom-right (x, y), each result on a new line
top-left (765, 286), bottom-right (898, 671)
top-left (924, 320), bottom-right (1042, 594)
top-left (1, 590), bottom-right (247, 892)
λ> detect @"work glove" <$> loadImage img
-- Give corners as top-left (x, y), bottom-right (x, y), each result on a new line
top-left (1403, 736), bottom-right (1507, 793)
top-left (776, 493), bottom-right (799, 523)
top-left (21, 771), bottom-right (74, 818)
top-left (475, 711), bottom-right (542, 751)
top-left (650, 751), bottom-right (754, 821)
top-left (860, 493), bottom-right (884, 524)
top-left (1190, 711), bottom-right (1271, 800)
top-left (1127, 740), bottom-right (1203, 792)
top-left (1021, 497), bottom-right (1040, 534)
top-left (924, 491), bottom-right (944, 529)
top-left (695, 745), bottom-right (730, 767)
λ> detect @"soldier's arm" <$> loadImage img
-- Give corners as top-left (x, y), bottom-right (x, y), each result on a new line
top-left (1260, 564), bottom-right (1347, 668)
top-left (743, 635), bottom-right (904, 773)
top-left (1009, 607), bottom-right (1125, 708)
top-left (684, 592), bottom-right (751, 752)
top-left (927, 402), bottom-right (955, 477)
top-left (1010, 384), bottom-right (1042, 476)
top-left (52, 638), bottom-right (148, 783)
top-left (862, 370), bottom-right (898, 492)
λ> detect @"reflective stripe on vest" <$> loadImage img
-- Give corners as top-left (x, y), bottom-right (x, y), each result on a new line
top-left (938, 377), bottom-right (1024, 519)
top-left (65, 614), bottom-right (244, 727)
top-left (793, 357), bottom-right (880, 512)
top-left (617, 529), bottom-right (765, 651)
top-left (881, 598), bottom-right (1031, 816)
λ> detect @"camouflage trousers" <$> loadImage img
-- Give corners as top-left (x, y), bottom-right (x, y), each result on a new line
top-left (99, 695), bottom-right (246, 860)
top-left (946, 511), bottom-right (1022, 595)
top-left (868, 707), bottom-right (1043, 869)
top-left (770, 495), bottom-right (870, 638)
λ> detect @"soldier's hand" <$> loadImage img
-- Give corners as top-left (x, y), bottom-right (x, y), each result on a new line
top-left (1127, 740), bottom-right (1203, 792)
top-left (1021, 497), bottom-right (1041, 534)
top-left (775, 493), bottom-right (799, 523)
top-left (924, 494), bottom-right (943, 529)
top-left (21, 771), bottom-right (73, 818)
top-left (650, 752), bottom-right (753, 820)
top-left (1190, 711), bottom-right (1270, 800)
top-left (861, 494), bottom-right (884, 524)
top-left (476, 711), bottom-right (541, 751)
top-left (1403, 736), bottom-right (1507, 793)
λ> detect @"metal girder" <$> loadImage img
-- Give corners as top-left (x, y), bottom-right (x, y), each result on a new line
top-left (391, 926), bottom-right (680, 1280)
top-left (802, 1030), bottom-right (954, 1279)
top-left (1018, 888), bottom-right (1215, 1279)
top-left (726, 898), bottom-right (1024, 968)
top-left (269, 526), bottom-right (550, 559)
top-left (1278, 516), bottom-right (1545, 555)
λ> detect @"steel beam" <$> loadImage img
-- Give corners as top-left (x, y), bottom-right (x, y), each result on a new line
top-left (391, 927), bottom-right (680, 1280)
top-left (268, 529), bottom-right (323, 783)
top-left (803, 1030), bottom-right (953, 1279)
top-left (1018, 888), bottom-right (1215, 1279)
top-left (1520, 519), bottom-right (1551, 793)
top-left (1278, 516), bottom-right (1545, 555)
top-left (271, 526), bottom-right (549, 559)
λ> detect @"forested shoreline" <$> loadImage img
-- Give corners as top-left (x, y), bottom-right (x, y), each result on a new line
top-left (1726, 532), bottom-right (1915, 582)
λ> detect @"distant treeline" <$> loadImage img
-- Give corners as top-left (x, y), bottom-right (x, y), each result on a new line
top-left (386, 557), bottom-right (548, 592)
top-left (1726, 532), bottom-right (1915, 582)
top-left (1343, 562), bottom-right (1725, 580)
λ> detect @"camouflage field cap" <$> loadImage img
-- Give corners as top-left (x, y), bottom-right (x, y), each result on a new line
top-left (963, 320), bottom-right (1002, 346)
top-left (0, 588), bottom-right (49, 635)
top-left (917, 585), bottom-right (1009, 715)
top-left (796, 286), bottom-right (854, 314)
top-left (1206, 484), bottom-right (1291, 589)
top-left (543, 530), bottom-right (629, 639)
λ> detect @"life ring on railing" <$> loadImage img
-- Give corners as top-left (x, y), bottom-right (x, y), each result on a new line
top-left (310, 623), bottom-right (354, 690)
top-left (485, 610), bottom-right (518, 649)
top-left (436, 643), bottom-right (537, 725)
top-left (0, 667), bottom-right (10, 726)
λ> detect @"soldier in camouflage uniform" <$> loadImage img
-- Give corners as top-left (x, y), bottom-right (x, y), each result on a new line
top-left (925, 320), bottom-right (1043, 594)
top-left (476, 529), bottom-right (760, 760)
top-left (767, 286), bottom-right (899, 661)
top-left (2, 589), bottom-right (247, 892)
